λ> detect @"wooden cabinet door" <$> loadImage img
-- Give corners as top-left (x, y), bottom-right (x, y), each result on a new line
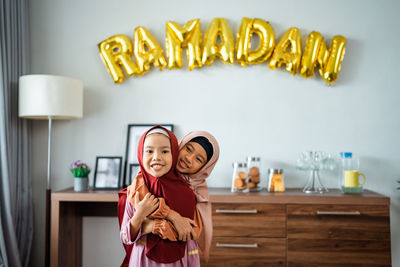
top-left (287, 204), bottom-right (391, 266)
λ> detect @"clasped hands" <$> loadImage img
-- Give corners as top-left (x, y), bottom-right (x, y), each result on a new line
top-left (134, 192), bottom-right (196, 242)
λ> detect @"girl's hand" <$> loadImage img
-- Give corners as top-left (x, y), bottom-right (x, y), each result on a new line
top-left (168, 210), bottom-right (196, 242)
top-left (134, 192), bottom-right (159, 220)
top-left (141, 218), bottom-right (155, 235)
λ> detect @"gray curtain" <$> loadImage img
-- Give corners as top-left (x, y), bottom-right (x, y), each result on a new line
top-left (0, 0), bottom-right (33, 267)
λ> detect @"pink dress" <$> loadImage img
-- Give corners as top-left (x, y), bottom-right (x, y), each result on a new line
top-left (120, 199), bottom-right (201, 267)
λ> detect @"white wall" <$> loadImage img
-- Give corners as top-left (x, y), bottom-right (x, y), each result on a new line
top-left (29, 0), bottom-right (400, 266)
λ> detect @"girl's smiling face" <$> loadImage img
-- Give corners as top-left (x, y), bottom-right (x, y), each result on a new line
top-left (176, 141), bottom-right (207, 174)
top-left (143, 134), bottom-right (172, 177)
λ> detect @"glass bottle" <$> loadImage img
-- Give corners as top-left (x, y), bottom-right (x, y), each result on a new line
top-left (340, 152), bottom-right (365, 194)
top-left (231, 162), bottom-right (248, 192)
top-left (246, 157), bottom-right (262, 191)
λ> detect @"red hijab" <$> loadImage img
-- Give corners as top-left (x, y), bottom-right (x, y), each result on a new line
top-left (138, 125), bottom-right (196, 263)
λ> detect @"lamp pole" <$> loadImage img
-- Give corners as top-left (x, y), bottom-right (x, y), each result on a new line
top-left (45, 117), bottom-right (52, 267)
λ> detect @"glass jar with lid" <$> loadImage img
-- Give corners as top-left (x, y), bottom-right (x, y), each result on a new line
top-left (267, 168), bottom-right (285, 192)
top-left (231, 162), bottom-right (248, 192)
top-left (246, 156), bottom-right (262, 191)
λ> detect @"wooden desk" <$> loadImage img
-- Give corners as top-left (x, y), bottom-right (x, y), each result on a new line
top-left (51, 188), bottom-right (391, 267)
top-left (50, 188), bottom-right (119, 267)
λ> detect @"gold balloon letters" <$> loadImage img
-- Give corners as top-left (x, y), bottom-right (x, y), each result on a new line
top-left (269, 27), bottom-right (302, 75)
top-left (166, 19), bottom-right (202, 70)
top-left (202, 18), bottom-right (235, 66)
top-left (98, 18), bottom-right (347, 84)
top-left (98, 35), bottom-right (141, 83)
top-left (236, 18), bottom-right (275, 67)
top-left (300, 32), bottom-right (346, 83)
top-left (134, 26), bottom-right (167, 74)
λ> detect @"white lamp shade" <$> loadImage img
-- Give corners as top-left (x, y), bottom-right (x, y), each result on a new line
top-left (19, 74), bottom-right (83, 119)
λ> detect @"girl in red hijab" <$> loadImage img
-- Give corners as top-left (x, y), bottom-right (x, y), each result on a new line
top-left (120, 126), bottom-right (200, 266)
top-left (137, 131), bottom-right (219, 262)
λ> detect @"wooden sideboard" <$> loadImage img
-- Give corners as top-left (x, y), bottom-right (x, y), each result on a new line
top-left (208, 188), bottom-right (391, 266)
top-left (51, 188), bottom-right (391, 267)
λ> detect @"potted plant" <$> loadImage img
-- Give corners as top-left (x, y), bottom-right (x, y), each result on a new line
top-left (71, 160), bottom-right (91, 191)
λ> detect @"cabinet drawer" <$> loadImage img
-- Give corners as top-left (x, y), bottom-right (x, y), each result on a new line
top-left (212, 203), bottom-right (286, 238)
top-left (287, 204), bottom-right (391, 240)
top-left (206, 237), bottom-right (286, 266)
top-left (287, 239), bottom-right (391, 266)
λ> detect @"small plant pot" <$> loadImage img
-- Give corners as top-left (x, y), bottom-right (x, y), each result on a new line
top-left (74, 177), bottom-right (88, 192)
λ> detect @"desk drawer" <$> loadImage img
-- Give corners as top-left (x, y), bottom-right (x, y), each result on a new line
top-left (207, 236), bottom-right (286, 266)
top-left (212, 203), bottom-right (286, 238)
top-left (287, 204), bottom-right (390, 240)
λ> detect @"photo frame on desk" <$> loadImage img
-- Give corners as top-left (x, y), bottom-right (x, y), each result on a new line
top-left (128, 163), bottom-right (140, 185)
top-left (93, 156), bottom-right (122, 190)
top-left (123, 124), bottom-right (174, 187)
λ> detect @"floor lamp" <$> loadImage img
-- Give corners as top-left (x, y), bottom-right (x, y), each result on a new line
top-left (18, 74), bottom-right (83, 267)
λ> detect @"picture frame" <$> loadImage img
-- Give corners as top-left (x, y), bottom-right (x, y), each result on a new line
top-left (93, 156), bottom-right (122, 190)
top-left (128, 163), bottom-right (140, 185)
top-left (123, 124), bottom-right (173, 187)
